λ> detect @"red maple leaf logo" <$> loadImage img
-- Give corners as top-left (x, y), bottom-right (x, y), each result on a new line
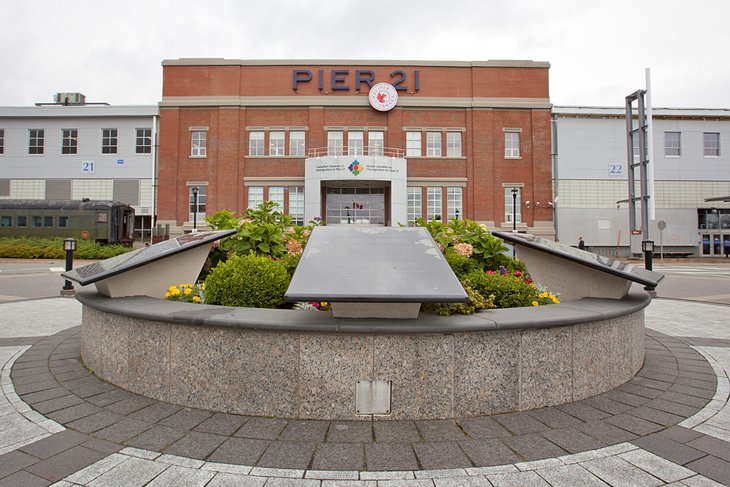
top-left (377, 92), bottom-right (387, 103)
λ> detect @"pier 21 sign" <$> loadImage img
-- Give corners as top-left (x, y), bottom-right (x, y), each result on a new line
top-left (292, 69), bottom-right (421, 93)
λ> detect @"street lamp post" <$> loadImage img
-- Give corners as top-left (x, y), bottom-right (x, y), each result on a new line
top-left (511, 187), bottom-right (519, 257)
top-left (192, 186), bottom-right (199, 232)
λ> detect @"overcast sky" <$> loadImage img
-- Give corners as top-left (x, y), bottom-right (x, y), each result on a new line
top-left (2, 0), bottom-right (728, 109)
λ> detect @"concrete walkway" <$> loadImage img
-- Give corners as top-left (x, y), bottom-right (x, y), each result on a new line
top-left (0, 297), bottom-right (728, 486)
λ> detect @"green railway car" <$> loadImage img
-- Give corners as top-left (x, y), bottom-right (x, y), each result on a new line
top-left (0, 200), bottom-right (135, 246)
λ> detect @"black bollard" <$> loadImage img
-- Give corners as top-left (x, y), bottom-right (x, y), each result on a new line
top-left (61, 237), bottom-right (76, 297)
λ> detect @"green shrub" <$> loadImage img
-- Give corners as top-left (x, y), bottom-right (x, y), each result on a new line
top-left (463, 269), bottom-right (537, 309)
top-left (423, 285), bottom-right (496, 316)
top-left (204, 253), bottom-right (290, 308)
top-left (0, 237), bottom-right (130, 259)
top-left (443, 247), bottom-right (480, 278)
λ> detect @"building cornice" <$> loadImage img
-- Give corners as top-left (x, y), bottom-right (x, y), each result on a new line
top-left (162, 58), bottom-right (550, 69)
top-left (159, 96), bottom-right (552, 110)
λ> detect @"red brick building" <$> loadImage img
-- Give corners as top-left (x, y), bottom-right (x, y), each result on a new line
top-left (157, 59), bottom-right (554, 236)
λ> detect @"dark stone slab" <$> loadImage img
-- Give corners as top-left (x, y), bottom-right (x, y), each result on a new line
top-left (25, 445), bottom-right (108, 482)
top-left (325, 421), bottom-right (373, 443)
top-left (458, 416), bottom-right (513, 439)
top-left (93, 417), bottom-right (152, 443)
top-left (159, 408), bottom-right (213, 430)
top-left (0, 450), bottom-right (39, 480)
top-left (372, 420), bottom-right (422, 443)
top-left (685, 456), bottom-right (730, 485)
top-left (163, 431), bottom-right (228, 460)
top-left (604, 414), bottom-right (664, 436)
top-left (632, 434), bottom-right (707, 465)
top-left (459, 439), bottom-right (521, 466)
top-left (687, 435), bottom-right (730, 463)
top-left (194, 412), bottom-right (248, 436)
top-left (575, 421), bottom-right (638, 444)
top-left (84, 389), bottom-right (132, 407)
top-left (18, 430), bottom-right (90, 459)
top-left (66, 410), bottom-right (125, 434)
top-left (234, 417), bottom-right (287, 440)
top-left (104, 395), bottom-right (157, 416)
top-left (493, 413), bottom-right (551, 435)
top-left (46, 402), bottom-right (102, 423)
top-left (258, 441), bottom-right (317, 469)
top-left (128, 402), bottom-right (183, 423)
top-left (542, 428), bottom-right (605, 453)
top-left (365, 443), bottom-right (419, 471)
top-left (20, 387), bottom-right (70, 405)
top-left (502, 434), bottom-right (567, 461)
top-left (278, 420), bottom-right (330, 442)
top-left (80, 438), bottom-right (123, 455)
top-left (415, 419), bottom-right (468, 442)
top-left (0, 470), bottom-right (49, 487)
top-left (286, 226), bottom-right (467, 303)
top-left (311, 443), bottom-right (365, 471)
top-left (206, 437), bottom-right (269, 465)
top-left (125, 425), bottom-right (188, 451)
top-left (626, 406), bottom-right (684, 427)
top-left (412, 441), bottom-right (473, 469)
top-left (556, 402), bottom-right (611, 422)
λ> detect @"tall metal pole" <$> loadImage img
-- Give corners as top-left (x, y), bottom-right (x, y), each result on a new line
top-left (192, 186), bottom-right (199, 232)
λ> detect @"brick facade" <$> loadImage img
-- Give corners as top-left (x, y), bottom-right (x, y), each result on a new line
top-left (158, 60), bottom-right (554, 236)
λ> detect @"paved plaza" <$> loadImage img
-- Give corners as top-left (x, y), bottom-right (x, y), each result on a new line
top-left (0, 296), bottom-right (729, 486)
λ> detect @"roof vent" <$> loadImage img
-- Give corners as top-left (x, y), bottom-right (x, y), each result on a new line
top-left (54, 93), bottom-right (86, 105)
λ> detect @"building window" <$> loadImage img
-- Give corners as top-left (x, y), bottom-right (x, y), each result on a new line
top-left (190, 130), bottom-right (207, 157)
top-left (1, 216), bottom-right (11, 227)
top-left (268, 186), bottom-right (285, 210)
top-left (348, 131), bottom-right (364, 155)
top-left (136, 128), bottom-right (152, 154)
top-left (289, 186), bottom-right (305, 225)
top-left (17, 216), bottom-right (27, 227)
top-left (406, 132), bottom-right (421, 157)
top-left (427, 187), bottom-right (442, 221)
top-left (368, 131), bottom-right (384, 156)
top-left (407, 187), bottom-right (422, 226)
top-left (290, 131), bottom-right (305, 156)
top-left (447, 187), bottom-right (463, 220)
top-left (328, 131), bottom-right (343, 156)
top-left (426, 132), bottom-right (442, 157)
top-left (269, 131), bottom-right (285, 156)
top-left (29, 129), bottom-right (44, 155)
top-left (505, 132), bottom-right (520, 158)
top-left (248, 186), bottom-right (264, 209)
top-left (446, 132), bottom-right (462, 158)
top-left (0, 129), bottom-right (4, 155)
top-left (62, 129), bottom-right (78, 155)
top-left (102, 128), bottom-right (118, 154)
top-left (44, 216), bottom-right (53, 227)
top-left (505, 187), bottom-right (522, 224)
top-left (704, 132), bottom-right (720, 157)
top-left (58, 216), bottom-right (68, 228)
top-left (32, 216), bottom-right (42, 227)
top-left (664, 131), bottom-right (681, 157)
top-left (248, 131), bottom-right (264, 156)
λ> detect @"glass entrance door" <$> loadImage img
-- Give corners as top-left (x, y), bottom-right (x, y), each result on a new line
top-left (701, 233), bottom-right (726, 256)
top-left (325, 184), bottom-right (387, 225)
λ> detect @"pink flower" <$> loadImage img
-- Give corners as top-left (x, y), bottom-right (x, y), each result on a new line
top-left (286, 238), bottom-right (303, 256)
top-left (514, 271), bottom-right (523, 277)
top-left (486, 270), bottom-right (495, 275)
top-left (453, 242), bottom-right (474, 257)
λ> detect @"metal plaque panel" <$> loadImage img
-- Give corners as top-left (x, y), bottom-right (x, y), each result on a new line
top-left (355, 380), bottom-right (391, 415)
top-left (62, 229), bottom-right (236, 286)
top-left (494, 231), bottom-right (663, 287)
top-left (285, 226), bottom-right (467, 303)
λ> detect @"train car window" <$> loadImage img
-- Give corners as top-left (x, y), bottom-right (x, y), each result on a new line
top-left (17, 216), bottom-right (27, 227)
top-left (1, 216), bottom-right (11, 227)
top-left (96, 211), bottom-right (108, 223)
top-left (44, 216), bottom-right (54, 227)
top-left (32, 216), bottom-right (42, 227)
top-left (59, 216), bottom-right (68, 228)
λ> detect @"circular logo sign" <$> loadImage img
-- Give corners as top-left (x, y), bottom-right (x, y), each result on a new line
top-left (368, 83), bottom-right (398, 111)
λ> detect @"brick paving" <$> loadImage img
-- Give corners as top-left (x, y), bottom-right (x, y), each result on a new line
top-left (0, 298), bottom-right (729, 485)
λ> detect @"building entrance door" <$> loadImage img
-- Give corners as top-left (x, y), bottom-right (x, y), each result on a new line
top-left (323, 182), bottom-right (389, 225)
top-left (700, 233), bottom-right (728, 256)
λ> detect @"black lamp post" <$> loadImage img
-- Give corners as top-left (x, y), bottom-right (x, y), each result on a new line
top-left (192, 186), bottom-right (199, 232)
top-left (455, 208), bottom-right (460, 221)
top-left (642, 239), bottom-right (655, 291)
top-left (61, 238), bottom-right (76, 297)
top-left (511, 187), bottom-right (518, 233)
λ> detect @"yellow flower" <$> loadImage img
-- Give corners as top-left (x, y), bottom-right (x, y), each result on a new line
top-left (165, 292), bottom-right (171, 298)
top-left (532, 301), bottom-right (539, 306)
top-left (184, 288), bottom-right (192, 295)
top-left (192, 296), bottom-right (201, 303)
top-left (551, 296), bottom-right (560, 304)
top-left (168, 285), bottom-right (178, 292)
top-left (539, 291), bottom-right (549, 298)
top-left (320, 302), bottom-right (328, 307)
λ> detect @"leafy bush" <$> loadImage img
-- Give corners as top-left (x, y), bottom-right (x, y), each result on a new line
top-left (423, 284), bottom-right (496, 316)
top-left (204, 253), bottom-right (290, 308)
top-left (443, 246), bottom-right (480, 279)
top-left (463, 269), bottom-right (538, 309)
top-left (0, 237), bottom-right (130, 259)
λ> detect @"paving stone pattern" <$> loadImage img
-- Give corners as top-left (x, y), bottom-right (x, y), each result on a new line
top-left (1, 297), bottom-right (730, 485)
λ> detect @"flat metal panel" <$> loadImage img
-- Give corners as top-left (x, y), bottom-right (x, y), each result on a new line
top-left (355, 380), bottom-right (391, 415)
top-left (285, 226), bottom-right (467, 303)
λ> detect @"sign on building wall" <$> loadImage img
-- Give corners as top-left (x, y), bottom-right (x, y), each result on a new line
top-left (608, 161), bottom-right (624, 177)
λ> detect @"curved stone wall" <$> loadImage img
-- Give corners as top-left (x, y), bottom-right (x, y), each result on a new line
top-left (77, 291), bottom-right (649, 420)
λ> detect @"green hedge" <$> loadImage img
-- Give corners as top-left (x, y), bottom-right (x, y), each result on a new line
top-left (204, 253), bottom-right (290, 308)
top-left (0, 237), bottom-right (131, 259)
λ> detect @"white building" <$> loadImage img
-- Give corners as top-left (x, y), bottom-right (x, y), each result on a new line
top-left (553, 106), bottom-right (730, 257)
top-left (0, 94), bottom-right (158, 241)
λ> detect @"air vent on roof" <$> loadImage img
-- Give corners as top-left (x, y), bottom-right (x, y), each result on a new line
top-left (54, 93), bottom-right (86, 105)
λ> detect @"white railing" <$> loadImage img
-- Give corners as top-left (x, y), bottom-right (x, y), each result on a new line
top-left (307, 146), bottom-right (405, 158)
